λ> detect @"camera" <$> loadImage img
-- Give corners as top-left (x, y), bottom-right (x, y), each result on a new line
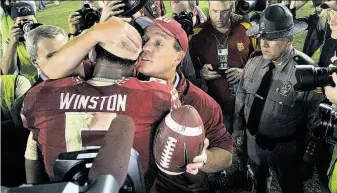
top-left (303, 104), bottom-right (337, 166)
top-left (76, 4), bottom-right (101, 31)
top-left (236, 0), bottom-right (253, 15)
top-left (235, 0), bottom-right (267, 16)
top-left (18, 20), bottom-right (34, 32)
top-left (294, 65), bottom-right (337, 91)
top-left (53, 148), bottom-right (145, 193)
top-left (18, 20), bottom-right (42, 41)
top-left (173, 11), bottom-right (194, 35)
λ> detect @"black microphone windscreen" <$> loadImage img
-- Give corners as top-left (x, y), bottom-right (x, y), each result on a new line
top-left (88, 115), bottom-right (135, 188)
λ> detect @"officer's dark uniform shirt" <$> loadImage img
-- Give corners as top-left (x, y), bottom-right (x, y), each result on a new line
top-left (235, 48), bottom-right (323, 138)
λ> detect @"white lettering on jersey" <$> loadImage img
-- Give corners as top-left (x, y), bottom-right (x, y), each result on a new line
top-left (100, 96), bottom-right (109, 110)
top-left (73, 95), bottom-right (81, 110)
top-left (60, 93), bottom-right (76, 109)
top-left (60, 93), bottom-right (127, 112)
top-left (88, 97), bottom-right (99, 109)
top-left (78, 95), bottom-right (90, 109)
top-left (117, 94), bottom-right (127, 111)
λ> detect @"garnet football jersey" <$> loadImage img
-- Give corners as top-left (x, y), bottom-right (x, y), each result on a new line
top-left (21, 76), bottom-right (176, 178)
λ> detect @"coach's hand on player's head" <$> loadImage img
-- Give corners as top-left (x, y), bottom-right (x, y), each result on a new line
top-left (92, 16), bottom-right (142, 60)
top-left (100, 1), bottom-right (125, 22)
top-left (186, 138), bottom-right (209, 175)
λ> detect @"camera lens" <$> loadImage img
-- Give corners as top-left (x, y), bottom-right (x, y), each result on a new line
top-left (294, 65), bottom-right (337, 91)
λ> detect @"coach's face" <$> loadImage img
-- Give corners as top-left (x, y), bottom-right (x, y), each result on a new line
top-left (32, 34), bottom-right (68, 74)
top-left (137, 25), bottom-right (184, 80)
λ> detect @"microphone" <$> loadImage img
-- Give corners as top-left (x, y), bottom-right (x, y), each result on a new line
top-left (88, 115), bottom-right (135, 189)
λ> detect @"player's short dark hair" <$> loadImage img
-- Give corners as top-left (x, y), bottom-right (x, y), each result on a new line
top-left (95, 45), bottom-right (136, 68)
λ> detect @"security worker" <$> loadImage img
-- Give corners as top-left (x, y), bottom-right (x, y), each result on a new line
top-left (233, 4), bottom-right (323, 193)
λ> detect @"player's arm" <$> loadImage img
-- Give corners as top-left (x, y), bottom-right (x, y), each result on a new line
top-left (44, 17), bottom-right (141, 79)
top-left (24, 132), bottom-right (50, 184)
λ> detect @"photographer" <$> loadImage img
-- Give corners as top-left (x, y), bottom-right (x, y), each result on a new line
top-left (318, 2), bottom-right (337, 67)
top-left (142, 0), bottom-right (165, 19)
top-left (68, 1), bottom-right (121, 39)
top-left (324, 72), bottom-right (337, 193)
top-left (294, 1), bottom-right (329, 60)
top-left (171, 0), bottom-right (207, 35)
top-left (1, 2), bottom-right (38, 84)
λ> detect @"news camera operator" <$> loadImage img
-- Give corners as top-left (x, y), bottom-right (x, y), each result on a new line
top-left (1, 2), bottom-right (39, 84)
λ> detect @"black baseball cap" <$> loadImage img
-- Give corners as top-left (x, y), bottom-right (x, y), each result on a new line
top-left (10, 2), bottom-right (35, 20)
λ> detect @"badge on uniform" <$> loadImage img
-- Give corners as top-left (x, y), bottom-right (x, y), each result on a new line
top-left (217, 44), bottom-right (229, 71)
top-left (279, 81), bottom-right (292, 96)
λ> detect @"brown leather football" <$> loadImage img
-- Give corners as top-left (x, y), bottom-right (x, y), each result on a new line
top-left (153, 105), bottom-right (205, 175)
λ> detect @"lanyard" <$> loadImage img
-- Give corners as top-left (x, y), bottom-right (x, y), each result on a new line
top-left (214, 33), bottom-right (229, 45)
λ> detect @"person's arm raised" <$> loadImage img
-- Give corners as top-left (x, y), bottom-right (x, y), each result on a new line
top-left (44, 17), bottom-right (142, 79)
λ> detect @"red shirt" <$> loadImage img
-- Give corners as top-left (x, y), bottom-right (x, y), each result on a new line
top-left (21, 76), bottom-right (174, 178)
top-left (155, 72), bottom-right (233, 193)
top-left (190, 20), bottom-right (251, 114)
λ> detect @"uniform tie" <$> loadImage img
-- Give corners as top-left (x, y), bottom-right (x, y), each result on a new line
top-left (247, 62), bottom-right (275, 135)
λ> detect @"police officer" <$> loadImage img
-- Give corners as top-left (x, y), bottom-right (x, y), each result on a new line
top-left (233, 4), bottom-right (323, 193)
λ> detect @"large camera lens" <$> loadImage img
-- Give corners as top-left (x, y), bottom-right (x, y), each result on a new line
top-left (173, 12), bottom-right (194, 35)
top-left (294, 65), bottom-right (337, 91)
top-left (77, 4), bottom-right (101, 31)
top-left (22, 22), bottom-right (42, 34)
top-left (85, 11), bottom-right (100, 27)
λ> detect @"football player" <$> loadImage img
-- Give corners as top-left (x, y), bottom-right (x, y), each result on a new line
top-left (21, 17), bottom-right (180, 191)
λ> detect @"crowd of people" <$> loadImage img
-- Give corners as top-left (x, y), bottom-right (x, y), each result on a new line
top-left (1, 0), bottom-right (337, 193)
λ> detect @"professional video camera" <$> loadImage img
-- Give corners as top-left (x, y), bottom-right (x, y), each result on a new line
top-left (294, 64), bottom-right (337, 91)
top-left (173, 11), bottom-right (194, 35)
top-left (2, 148), bottom-right (145, 193)
top-left (76, 3), bottom-right (101, 31)
top-left (53, 148), bottom-right (145, 193)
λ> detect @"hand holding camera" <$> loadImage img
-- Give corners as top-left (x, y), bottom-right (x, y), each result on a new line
top-left (100, 1), bottom-right (125, 23)
top-left (9, 22), bottom-right (24, 43)
top-left (75, 4), bottom-right (101, 32)
top-left (68, 12), bottom-right (83, 35)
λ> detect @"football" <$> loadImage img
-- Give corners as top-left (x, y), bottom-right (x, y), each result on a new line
top-left (153, 105), bottom-right (205, 175)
